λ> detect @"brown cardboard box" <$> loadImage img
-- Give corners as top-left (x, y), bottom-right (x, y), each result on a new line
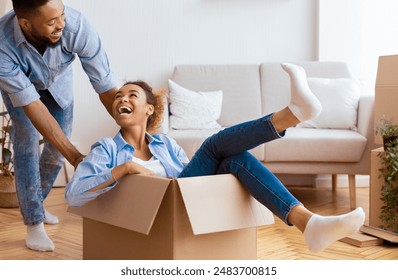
top-left (68, 174), bottom-right (274, 260)
top-left (361, 148), bottom-right (398, 243)
top-left (374, 55), bottom-right (398, 145)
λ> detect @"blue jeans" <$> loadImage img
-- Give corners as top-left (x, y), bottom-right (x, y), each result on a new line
top-left (2, 90), bottom-right (73, 226)
top-left (179, 114), bottom-right (301, 225)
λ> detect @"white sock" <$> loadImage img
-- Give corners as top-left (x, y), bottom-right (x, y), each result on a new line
top-left (44, 209), bottom-right (59, 225)
top-left (281, 63), bottom-right (322, 122)
top-left (304, 207), bottom-right (365, 253)
top-left (26, 222), bottom-right (55, 252)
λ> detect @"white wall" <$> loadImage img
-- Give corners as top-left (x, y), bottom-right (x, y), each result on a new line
top-left (360, 0), bottom-right (398, 85)
top-left (317, 0), bottom-right (398, 188)
top-left (319, 0), bottom-right (398, 87)
top-left (0, 0), bottom-right (11, 15)
top-left (63, 0), bottom-right (318, 152)
top-left (318, 0), bottom-right (362, 77)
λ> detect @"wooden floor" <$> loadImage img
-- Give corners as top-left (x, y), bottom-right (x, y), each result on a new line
top-left (0, 185), bottom-right (397, 260)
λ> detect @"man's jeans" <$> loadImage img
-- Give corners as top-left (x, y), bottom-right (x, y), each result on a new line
top-left (179, 114), bottom-right (301, 225)
top-left (2, 90), bottom-right (73, 226)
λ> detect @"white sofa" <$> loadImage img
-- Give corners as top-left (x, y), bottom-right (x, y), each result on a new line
top-left (162, 62), bottom-right (376, 209)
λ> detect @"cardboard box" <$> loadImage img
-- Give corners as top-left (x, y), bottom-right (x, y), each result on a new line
top-left (340, 232), bottom-right (383, 247)
top-left (374, 55), bottom-right (398, 145)
top-left (68, 174), bottom-right (274, 260)
top-left (362, 148), bottom-right (398, 242)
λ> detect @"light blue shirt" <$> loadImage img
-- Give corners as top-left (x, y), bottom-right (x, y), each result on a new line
top-left (0, 7), bottom-right (116, 108)
top-left (65, 132), bottom-right (189, 207)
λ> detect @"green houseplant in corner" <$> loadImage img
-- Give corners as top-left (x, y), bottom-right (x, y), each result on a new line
top-left (0, 110), bottom-right (18, 208)
top-left (377, 136), bottom-right (398, 234)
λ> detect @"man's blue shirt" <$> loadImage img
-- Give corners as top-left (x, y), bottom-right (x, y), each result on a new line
top-left (0, 6), bottom-right (116, 108)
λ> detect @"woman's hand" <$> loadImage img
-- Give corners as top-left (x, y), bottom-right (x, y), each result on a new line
top-left (86, 162), bottom-right (154, 193)
top-left (125, 161), bottom-right (155, 176)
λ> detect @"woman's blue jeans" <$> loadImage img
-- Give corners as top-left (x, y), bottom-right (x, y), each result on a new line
top-left (178, 114), bottom-right (301, 225)
top-left (2, 90), bottom-right (73, 226)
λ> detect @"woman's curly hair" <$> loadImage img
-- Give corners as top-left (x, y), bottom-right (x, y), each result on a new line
top-left (122, 81), bottom-right (166, 134)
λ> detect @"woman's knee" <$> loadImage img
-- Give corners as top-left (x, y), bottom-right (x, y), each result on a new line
top-left (217, 151), bottom-right (255, 174)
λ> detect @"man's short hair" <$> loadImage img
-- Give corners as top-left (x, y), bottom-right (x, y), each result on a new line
top-left (12, 0), bottom-right (51, 18)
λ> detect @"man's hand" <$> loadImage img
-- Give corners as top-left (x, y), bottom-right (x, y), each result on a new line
top-left (73, 154), bottom-right (86, 170)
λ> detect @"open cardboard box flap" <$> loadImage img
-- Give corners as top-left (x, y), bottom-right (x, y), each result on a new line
top-left (68, 174), bottom-right (274, 236)
top-left (68, 175), bottom-right (171, 235)
top-left (177, 174), bottom-right (273, 234)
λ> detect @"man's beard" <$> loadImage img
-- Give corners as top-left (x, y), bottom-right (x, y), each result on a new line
top-left (29, 29), bottom-right (62, 48)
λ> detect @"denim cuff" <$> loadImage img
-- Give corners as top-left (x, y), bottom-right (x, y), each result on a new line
top-left (9, 84), bottom-right (40, 107)
top-left (264, 113), bottom-right (286, 139)
top-left (92, 72), bottom-right (117, 94)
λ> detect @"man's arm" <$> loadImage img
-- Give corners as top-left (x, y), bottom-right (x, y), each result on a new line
top-left (23, 99), bottom-right (84, 168)
top-left (99, 87), bottom-right (118, 117)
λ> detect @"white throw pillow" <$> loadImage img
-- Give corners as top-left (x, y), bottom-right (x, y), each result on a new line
top-left (168, 79), bottom-right (223, 130)
top-left (298, 78), bottom-right (361, 130)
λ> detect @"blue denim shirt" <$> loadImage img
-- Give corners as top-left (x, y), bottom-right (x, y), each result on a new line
top-left (0, 7), bottom-right (116, 108)
top-left (65, 131), bottom-right (189, 207)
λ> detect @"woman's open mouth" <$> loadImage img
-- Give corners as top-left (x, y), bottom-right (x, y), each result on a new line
top-left (118, 106), bottom-right (133, 115)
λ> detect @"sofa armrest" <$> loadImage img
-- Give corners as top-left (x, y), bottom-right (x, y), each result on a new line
top-left (357, 93), bottom-right (375, 142)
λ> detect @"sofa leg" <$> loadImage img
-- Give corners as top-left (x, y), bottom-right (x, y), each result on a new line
top-left (348, 175), bottom-right (356, 209)
top-left (331, 174), bottom-right (338, 192)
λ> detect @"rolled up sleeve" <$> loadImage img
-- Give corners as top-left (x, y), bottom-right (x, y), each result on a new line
top-left (65, 142), bottom-right (117, 207)
top-left (0, 56), bottom-right (40, 107)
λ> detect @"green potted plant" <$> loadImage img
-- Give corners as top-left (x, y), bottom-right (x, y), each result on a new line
top-left (0, 110), bottom-right (18, 208)
top-left (377, 137), bottom-right (398, 234)
top-left (376, 116), bottom-right (398, 150)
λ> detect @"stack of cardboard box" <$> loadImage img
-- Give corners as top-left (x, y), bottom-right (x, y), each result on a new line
top-left (360, 54), bottom-right (398, 243)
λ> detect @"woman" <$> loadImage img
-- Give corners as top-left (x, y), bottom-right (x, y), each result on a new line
top-left (65, 63), bottom-right (365, 253)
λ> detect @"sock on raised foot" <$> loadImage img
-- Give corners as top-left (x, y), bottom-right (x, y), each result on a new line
top-left (44, 209), bottom-right (59, 225)
top-left (281, 63), bottom-right (322, 122)
top-left (26, 222), bottom-right (55, 252)
top-left (303, 207), bottom-right (365, 253)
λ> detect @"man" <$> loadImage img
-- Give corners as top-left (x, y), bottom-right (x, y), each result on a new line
top-left (0, 0), bottom-right (118, 251)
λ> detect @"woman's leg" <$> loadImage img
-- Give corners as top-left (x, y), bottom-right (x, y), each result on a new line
top-left (180, 63), bottom-right (364, 252)
top-left (216, 151), bottom-right (302, 224)
top-left (179, 63), bottom-right (322, 177)
top-left (179, 113), bottom-right (284, 177)
top-left (214, 152), bottom-right (365, 253)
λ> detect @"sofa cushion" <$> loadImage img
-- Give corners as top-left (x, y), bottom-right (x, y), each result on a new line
top-left (168, 79), bottom-right (223, 130)
top-left (167, 129), bottom-right (264, 161)
top-left (171, 65), bottom-right (262, 127)
top-left (298, 78), bottom-right (361, 131)
top-left (264, 127), bottom-right (367, 162)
